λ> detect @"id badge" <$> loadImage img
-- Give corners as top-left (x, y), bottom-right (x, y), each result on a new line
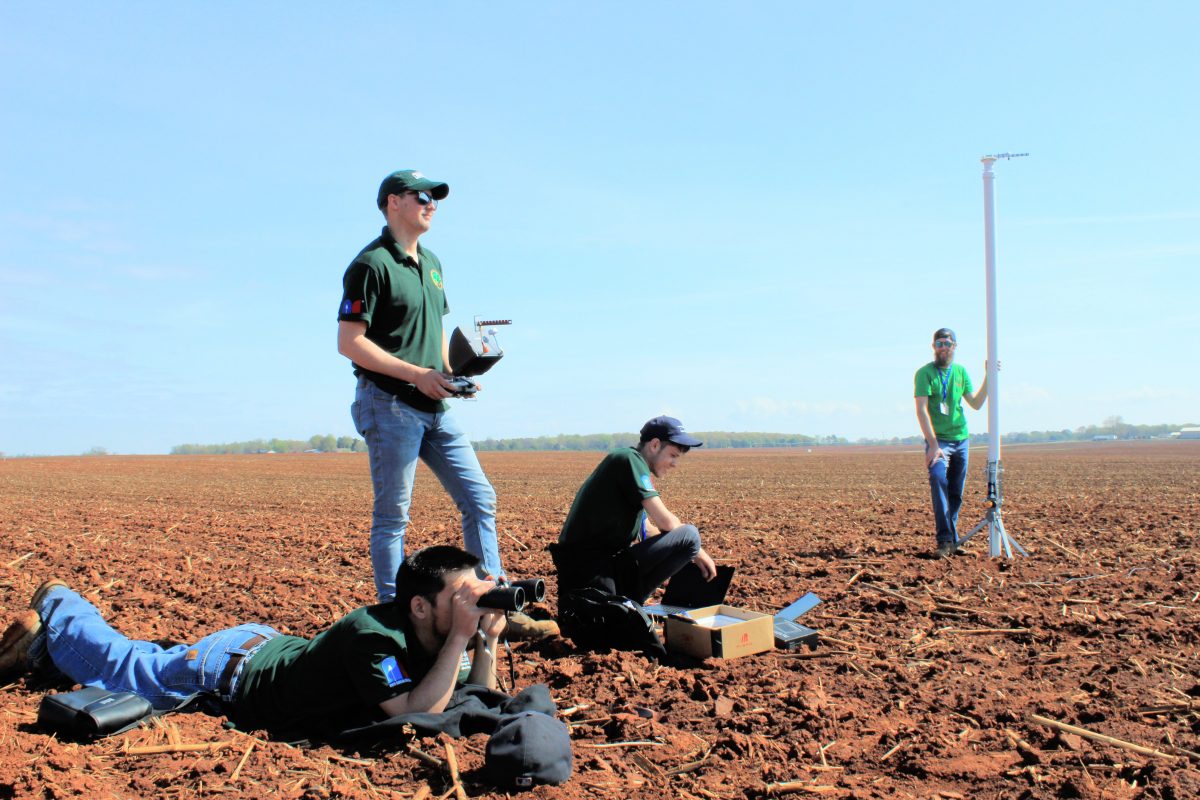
top-left (939, 402), bottom-right (949, 415)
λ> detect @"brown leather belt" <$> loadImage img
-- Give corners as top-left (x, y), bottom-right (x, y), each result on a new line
top-left (217, 634), bottom-right (269, 697)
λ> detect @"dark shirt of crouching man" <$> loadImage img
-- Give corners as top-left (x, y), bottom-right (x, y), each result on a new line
top-left (552, 415), bottom-right (718, 605)
top-left (4, 546), bottom-right (505, 735)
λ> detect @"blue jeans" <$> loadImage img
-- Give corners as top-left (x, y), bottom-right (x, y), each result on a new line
top-left (33, 587), bottom-right (277, 711)
top-left (927, 439), bottom-right (970, 544)
top-left (352, 376), bottom-right (502, 602)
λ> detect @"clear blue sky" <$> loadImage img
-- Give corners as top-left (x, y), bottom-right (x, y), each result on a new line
top-left (2, 2), bottom-right (1197, 455)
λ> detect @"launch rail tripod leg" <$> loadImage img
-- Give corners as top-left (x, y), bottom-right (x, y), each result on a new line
top-left (956, 460), bottom-right (1027, 558)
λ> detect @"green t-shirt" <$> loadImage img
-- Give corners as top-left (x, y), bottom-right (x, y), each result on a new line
top-left (232, 603), bottom-right (471, 734)
top-left (558, 447), bottom-right (661, 557)
top-left (914, 361), bottom-right (974, 441)
top-left (339, 227), bottom-right (450, 413)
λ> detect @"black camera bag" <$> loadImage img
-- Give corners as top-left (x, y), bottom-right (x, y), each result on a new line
top-left (38, 687), bottom-right (155, 740)
top-left (558, 587), bottom-right (667, 659)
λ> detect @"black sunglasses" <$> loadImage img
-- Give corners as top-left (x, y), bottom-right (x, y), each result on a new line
top-left (934, 339), bottom-right (956, 349)
top-left (410, 191), bottom-right (437, 207)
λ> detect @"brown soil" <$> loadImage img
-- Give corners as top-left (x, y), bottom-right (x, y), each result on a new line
top-left (1, 441), bottom-right (1198, 799)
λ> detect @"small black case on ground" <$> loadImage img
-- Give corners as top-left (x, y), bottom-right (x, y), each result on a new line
top-left (38, 687), bottom-right (154, 739)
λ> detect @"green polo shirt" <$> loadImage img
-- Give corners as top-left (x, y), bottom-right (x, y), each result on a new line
top-left (559, 447), bottom-right (661, 557)
top-left (233, 603), bottom-right (471, 734)
top-left (914, 362), bottom-right (974, 441)
top-left (339, 227), bottom-right (450, 413)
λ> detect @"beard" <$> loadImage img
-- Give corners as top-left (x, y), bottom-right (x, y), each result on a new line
top-left (935, 352), bottom-right (953, 368)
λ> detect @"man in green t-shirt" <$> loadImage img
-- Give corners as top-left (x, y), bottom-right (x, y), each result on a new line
top-left (913, 328), bottom-right (989, 558)
top-left (552, 416), bottom-right (718, 603)
top-left (2, 547), bottom-right (507, 735)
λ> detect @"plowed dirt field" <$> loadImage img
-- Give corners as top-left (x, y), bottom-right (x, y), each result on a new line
top-left (2, 441), bottom-right (1198, 799)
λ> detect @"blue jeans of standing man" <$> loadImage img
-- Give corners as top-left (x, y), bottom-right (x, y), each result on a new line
top-left (31, 586), bottom-right (278, 711)
top-left (927, 438), bottom-right (970, 544)
top-left (352, 376), bottom-right (502, 602)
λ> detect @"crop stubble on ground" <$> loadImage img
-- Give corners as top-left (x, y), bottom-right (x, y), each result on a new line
top-left (1, 441), bottom-right (1198, 798)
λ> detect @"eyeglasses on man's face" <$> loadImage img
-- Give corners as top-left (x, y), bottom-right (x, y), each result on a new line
top-left (934, 339), bottom-right (956, 349)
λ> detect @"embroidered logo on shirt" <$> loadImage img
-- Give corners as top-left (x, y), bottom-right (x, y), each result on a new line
top-left (430, 269), bottom-right (444, 290)
top-left (380, 656), bottom-right (411, 687)
top-left (640, 474), bottom-right (654, 491)
top-left (340, 299), bottom-right (364, 315)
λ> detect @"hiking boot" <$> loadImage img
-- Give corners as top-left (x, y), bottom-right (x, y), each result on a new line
top-left (0, 611), bottom-right (43, 675)
top-left (935, 541), bottom-right (962, 559)
top-left (30, 579), bottom-right (69, 611)
top-left (506, 611), bottom-right (560, 641)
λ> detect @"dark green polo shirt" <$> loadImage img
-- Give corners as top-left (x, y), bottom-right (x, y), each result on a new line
top-left (559, 447), bottom-right (661, 558)
top-left (339, 226), bottom-right (450, 413)
top-left (233, 603), bottom-right (471, 734)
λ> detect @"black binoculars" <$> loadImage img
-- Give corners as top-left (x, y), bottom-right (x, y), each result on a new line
top-left (477, 578), bottom-right (546, 612)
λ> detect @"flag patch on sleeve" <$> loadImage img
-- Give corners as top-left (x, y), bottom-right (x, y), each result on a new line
top-left (340, 298), bottom-right (364, 315)
top-left (380, 656), bottom-right (410, 687)
top-left (640, 474), bottom-right (654, 491)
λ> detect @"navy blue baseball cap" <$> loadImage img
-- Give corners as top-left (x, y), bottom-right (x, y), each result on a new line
top-left (376, 170), bottom-right (450, 208)
top-left (932, 327), bottom-right (957, 343)
top-left (639, 416), bottom-right (703, 448)
top-left (485, 711), bottom-right (573, 789)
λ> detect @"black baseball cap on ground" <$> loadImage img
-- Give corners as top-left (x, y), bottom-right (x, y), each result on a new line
top-left (639, 415), bottom-right (703, 448)
top-left (932, 328), bottom-right (957, 343)
top-left (376, 170), bottom-right (450, 208)
top-left (485, 711), bottom-right (573, 790)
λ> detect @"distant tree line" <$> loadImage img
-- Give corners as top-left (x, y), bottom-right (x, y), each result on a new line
top-left (474, 419), bottom-right (1194, 451)
top-left (857, 417), bottom-right (1194, 446)
top-left (472, 431), bottom-right (848, 451)
top-left (171, 434), bottom-right (366, 455)
top-left (986, 418), bottom-right (1193, 444)
top-left (167, 418), bottom-right (1194, 456)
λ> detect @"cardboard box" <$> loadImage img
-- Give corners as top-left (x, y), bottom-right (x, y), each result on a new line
top-left (664, 604), bottom-right (775, 659)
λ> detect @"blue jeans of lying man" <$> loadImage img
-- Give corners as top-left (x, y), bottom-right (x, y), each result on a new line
top-left (33, 586), bottom-right (277, 711)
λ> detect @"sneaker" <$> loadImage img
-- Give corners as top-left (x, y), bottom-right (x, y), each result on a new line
top-left (506, 610), bottom-right (560, 641)
top-left (0, 611), bottom-right (42, 675)
top-left (935, 541), bottom-right (962, 559)
top-left (30, 579), bottom-right (69, 611)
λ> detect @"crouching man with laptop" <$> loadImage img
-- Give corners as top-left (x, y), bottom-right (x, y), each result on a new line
top-left (550, 416), bottom-right (719, 653)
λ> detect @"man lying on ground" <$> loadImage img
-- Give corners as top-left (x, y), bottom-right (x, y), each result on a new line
top-left (0, 546), bottom-right (507, 734)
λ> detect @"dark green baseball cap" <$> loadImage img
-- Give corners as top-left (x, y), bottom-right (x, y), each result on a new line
top-left (376, 170), bottom-right (450, 208)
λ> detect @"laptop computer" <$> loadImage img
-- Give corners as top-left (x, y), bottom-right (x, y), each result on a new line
top-left (773, 591), bottom-right (820, 651)
top-left (643, 563), bottom-right (736, 617)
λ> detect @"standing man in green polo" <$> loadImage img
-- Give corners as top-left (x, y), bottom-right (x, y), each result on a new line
top-left (337, 170), bottom-right (554, 639)
top-left (914, 328), bottom-right (989, 558)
